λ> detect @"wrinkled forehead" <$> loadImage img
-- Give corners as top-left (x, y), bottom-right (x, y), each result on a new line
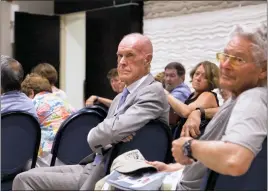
top-left (224, 36), bottom-right (252, 55)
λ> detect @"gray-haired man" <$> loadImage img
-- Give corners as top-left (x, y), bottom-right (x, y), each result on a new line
top-left (148, 23), bottom-right (267, 190)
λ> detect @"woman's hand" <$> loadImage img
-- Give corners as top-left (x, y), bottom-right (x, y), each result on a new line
top-left (181, 110), bottom-right (201, 138)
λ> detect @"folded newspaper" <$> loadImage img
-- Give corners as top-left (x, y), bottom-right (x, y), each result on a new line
top-left (105, 170), bottom-right (183, 191)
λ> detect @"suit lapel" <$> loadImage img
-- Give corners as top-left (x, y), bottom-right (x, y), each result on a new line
top-left (108, 94), bottom-right (121, 117)
top-left (113, 74), bottom-right (155, 116)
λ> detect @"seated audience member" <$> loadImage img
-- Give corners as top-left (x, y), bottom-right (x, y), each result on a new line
top-left (164, 62), bottom-right (191, 127)
top-left (12, 33), bottom-right (169, 190)
top-left (164, 62), bottom-right (191, 102)
top-left (32, 63), bottom-right (67, 100)
top-left (86, 68), bottom-right (125, 107)
top-left (167, 61), bottom-right (220, 138)
top-left (21, 73), bottom-right (75, 166)
top-left (154, 71), bottom-right (165, 86)
top-left (148, 23), bottom-right (267, 190)
top-left (1, 55), bottom-right (37, 119)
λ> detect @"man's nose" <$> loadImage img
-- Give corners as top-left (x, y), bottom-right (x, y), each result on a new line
top-left (165, 76), bottom-right (171, 81)
top-left (118, 56), bottom-right (127, 66)
top-left (220, 57), bottom-right (232, 70)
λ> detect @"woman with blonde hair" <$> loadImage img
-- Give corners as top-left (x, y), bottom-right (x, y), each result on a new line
top-left (21, 73), bottom-right (75, 166)
top-left (165, 61), bottom-right (220, 138)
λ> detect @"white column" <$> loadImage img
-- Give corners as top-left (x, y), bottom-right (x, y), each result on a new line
top-left (60, 12), bottom-right (86, 110)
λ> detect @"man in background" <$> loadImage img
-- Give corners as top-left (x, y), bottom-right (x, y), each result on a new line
top-left (86, 68), bottom-right (125, 107)
top-left (164, 62), bottom-right (191, 127)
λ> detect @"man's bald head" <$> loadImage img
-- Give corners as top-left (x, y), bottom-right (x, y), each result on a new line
top-left (117, 33), bottom-right (153, 86)
top-left (119, 33), bottom-right (153, 57)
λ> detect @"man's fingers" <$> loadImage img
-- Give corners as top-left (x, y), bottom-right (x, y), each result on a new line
top-left (180, 127), bottom-right (186, 137)
top-left (122, 135), bottom-right (134, 142)
top-left (184, 127), bottom-right (190, 137)
top-left (189, 127), bottom-right (198, 138)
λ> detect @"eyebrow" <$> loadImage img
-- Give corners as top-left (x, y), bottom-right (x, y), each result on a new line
top-left (224, 49), bottom-right (247, 57)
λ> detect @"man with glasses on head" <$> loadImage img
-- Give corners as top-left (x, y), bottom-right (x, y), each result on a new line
top-left (147, 23), bottom-right (267, 190)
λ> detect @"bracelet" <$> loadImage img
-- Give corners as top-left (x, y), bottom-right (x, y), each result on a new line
top-left (196, 107), bottom-right (206, 120)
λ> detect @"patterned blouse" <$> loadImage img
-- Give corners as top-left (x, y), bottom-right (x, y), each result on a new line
top-left (33, 91), bottom-right (76, 157)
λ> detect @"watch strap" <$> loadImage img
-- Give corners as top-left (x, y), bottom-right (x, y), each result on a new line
top-left (196, 107), bottom-right (206, 120)
top-left (184, 139), bottom-right (197, 161)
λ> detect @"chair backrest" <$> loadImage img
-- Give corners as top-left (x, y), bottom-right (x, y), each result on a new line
top-left (205, 138), bottom-right (267, 190)
top-left (50, 109), bottom-right (105, 166)
top-left (1, 111), bottom-right (41, 176)
top-left (85, 104), bottom-right (108, 118)
top-left (105, 120), bottom-right (172, 174)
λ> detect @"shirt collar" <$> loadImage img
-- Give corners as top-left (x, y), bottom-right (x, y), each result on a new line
top-left (126, 73), bottom-right (150, 94)
top-left (1, 90), bottom-right (21, 96)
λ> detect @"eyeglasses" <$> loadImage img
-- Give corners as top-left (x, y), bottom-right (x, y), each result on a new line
top-left (216, 52), bottom-right (247, 67)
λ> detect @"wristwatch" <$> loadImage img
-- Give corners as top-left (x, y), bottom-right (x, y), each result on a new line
top-left (182, 139), bottom-right (197, 161)
top-left (196, 107), bottom-right (206, 120)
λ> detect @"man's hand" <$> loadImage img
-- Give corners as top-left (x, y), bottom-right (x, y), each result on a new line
top-left (86, 95), bottom-right (98, 106)
top-left (146, 161), bottom-right (184, 172)
top-left (181, 110), bottom-right (201, 138)
top-left (121, 133), bottom-right (136, 143)
top-left (172, 137), bottom-right (194, 165)
top-left (146, 161), bottom-right (170, 172)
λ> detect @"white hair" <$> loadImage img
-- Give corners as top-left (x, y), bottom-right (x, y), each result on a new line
top-left (227, 23), bottom-right (267, 68)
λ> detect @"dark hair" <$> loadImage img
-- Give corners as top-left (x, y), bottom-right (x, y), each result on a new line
top-left (190, 61), bottom-right (220, 91)
top-left (32, 63), bottom-right (58, 85)
top-left (164, 62), bottom-right (186, 76)
top-left (1, 55), bottom-right (24, 93)
top-left (21, 73), bottom-right (52, 96)
top-left (107, 68), bottom-right (118, 80)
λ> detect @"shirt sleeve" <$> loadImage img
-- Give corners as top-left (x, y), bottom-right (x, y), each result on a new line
top-left (171, 89), bottom-right (189, 103)
top-left (221, 88), bottom-right (267, 156)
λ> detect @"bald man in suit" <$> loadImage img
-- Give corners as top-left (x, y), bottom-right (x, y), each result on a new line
top-left (12, 33), bottom-right (169, 190)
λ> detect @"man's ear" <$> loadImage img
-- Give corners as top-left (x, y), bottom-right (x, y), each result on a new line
top-left (259, 62), bottom-right (267, 80)
top-left (181, 74), bottom-right (186, 81)
top-left (144, 54), bottom-right (152, 65)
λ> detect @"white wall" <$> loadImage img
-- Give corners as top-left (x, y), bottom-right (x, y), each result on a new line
top-left (0, 2), bottom-right (12, 56)
top-left (144, 3), bottom-right (267, 91)
top-left (13, 1), bottom-right (54, 15)
top-left (144, 1), bottom-right (263, 19)
top-left (60, 12), bottom-right (86, 110)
